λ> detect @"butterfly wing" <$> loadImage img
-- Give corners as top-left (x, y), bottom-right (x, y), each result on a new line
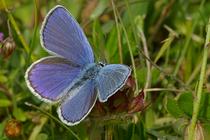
top-left (25, 56), bottom-right (81, 103)
top-left (96, 64), bottom-right (131, 102)
top-left (57, 80), bottom-right (97, 125)
top-left (41, 5), bottom-right (94, 66)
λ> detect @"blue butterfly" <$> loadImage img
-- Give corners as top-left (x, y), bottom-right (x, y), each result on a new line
top-left (25, 5), bottom-right (131, 126)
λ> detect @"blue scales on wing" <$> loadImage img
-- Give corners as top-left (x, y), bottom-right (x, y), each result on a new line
top-left (41, 6), bottom-right (94, 66)
top-left (57, 80), bottom-right (97, 125)
top-left (25, 56), bottom-right (81, 102)
top-left (95, 64), bottom-right (131, 102)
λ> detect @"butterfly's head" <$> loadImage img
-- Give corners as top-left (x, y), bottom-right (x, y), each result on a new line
top-left (98, 62), bottom-right (106, 67)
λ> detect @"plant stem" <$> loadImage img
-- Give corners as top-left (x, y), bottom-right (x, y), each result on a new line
top-left (188, 18), bottom-right (210, 140)
top-left (27, 0), bottom-right (39, 63)
top-left (115, 8), bottom-right (139, 94)
top-left (139, 27), bottom-right (151, 90)
top-left (105, 125), bottom-right (113, 140)
top-left (1, 0), bottom-right (30, 54)
top-left (29, 116), bottom-right (48, 140)
top-left (124, 0), bottom-right (138, 44)
top-left (111, 0), bottom-right (123, 64)
top-left (25, 102), bottom-right (81, 140)
top-left (186, 62), bottom-right (202, 85)
top-left (173, 0), bottom-right (205, 76)
top-left (143, 88), bottom-right (186, 93)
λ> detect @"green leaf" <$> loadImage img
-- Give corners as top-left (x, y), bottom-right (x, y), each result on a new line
top-left (203, 123), bottom-right (210, 139)
top-left (91, 20), bottom-right (105, 60)
top-left (134, 121), bottom-right (146, 139)
top-left (131, 134), bottom-right (140, 140)
top-left (0, 123), bottom-right (4, 137)
top-left (199, 92), bottom-right (210, 119)
top-left (136, 68), bottom-right (160, 87)
top-left (102, 20), bottom-right (114, 34)
top-left (90, 0), bottom-right (108, 19)
top-left (0, 99), bottom-right (11, 107)
top-left (145, 108), bottom-right (155, 129)
top-left (151, 68), bottom-right (161, 85)
top-left (105, 28), bottom-right (119, 63)
top-left (36, 133), bottom-right (48, 140)
top-left (0, 122), bottom-right (8, 139)
top-left (154, 36), bottom-right (174, 63)
top-left (0, 75), bottom-right (7, 83)
top-left (13, 107), bottom-right (26, 122)
top-left (177, 92), bottom-right (193, 116)
top-left (172, 118), bottom-right (188, 135)
top-left (166, 97), bottom-right (184, 118)
top-left (136, 68), bottom-right (147, 87)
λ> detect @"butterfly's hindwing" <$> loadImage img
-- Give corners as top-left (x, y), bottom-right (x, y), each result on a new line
top-left (96, 64), bottom-right (131, 102)
top-left (57, 80), bottom-right (97, 125)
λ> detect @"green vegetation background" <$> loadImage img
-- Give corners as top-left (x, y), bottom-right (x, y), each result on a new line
top-left (0, 0), bottom-right (210, 139)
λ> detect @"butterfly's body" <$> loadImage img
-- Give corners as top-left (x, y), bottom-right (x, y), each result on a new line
top-left (25, 5), bottom-right (131, 126)
top-left (60, 63), bottom-right (103, 102)
top-left (80, 63), bottom-right (103, 81)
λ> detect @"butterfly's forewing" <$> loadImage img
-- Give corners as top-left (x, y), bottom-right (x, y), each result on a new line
top-left (57, 80), bottom-right (97, 125)
top-left (96, 64), bottom-right (131, 102)
top-left (41, 5), bottom-right (94, 66)
top-left (25, 56), bottom-right (81, 103)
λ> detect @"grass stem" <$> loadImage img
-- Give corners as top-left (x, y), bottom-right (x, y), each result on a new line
top-left (173, 0), bottom-right (205, 76)
top-left (116, 10), bottom-right (139, 94)
top-left (188, 18), bottom-right (210, 140)
top-left (25, 102), bottom-right (81, 140)
top-left (111, 0), bottom-right (123, 64)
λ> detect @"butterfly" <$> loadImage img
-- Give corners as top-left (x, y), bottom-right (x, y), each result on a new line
top-left (25, 5), bottom-right (131, 126)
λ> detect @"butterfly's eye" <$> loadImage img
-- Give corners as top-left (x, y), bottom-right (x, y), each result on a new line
top-left (98, 62), bottom-right (105, 67)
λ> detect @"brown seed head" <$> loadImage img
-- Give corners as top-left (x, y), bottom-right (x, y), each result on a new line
top-left (4, 119), bottom-right (21, 138)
